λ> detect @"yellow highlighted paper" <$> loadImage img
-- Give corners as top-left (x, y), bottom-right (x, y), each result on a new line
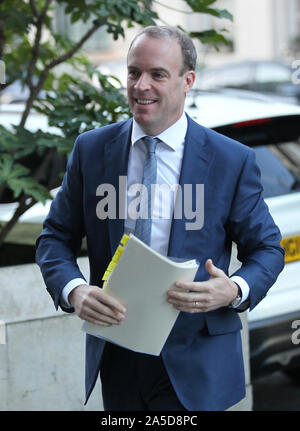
top-left (102, 234), bottom-right (130, 289)
top-left (83, 234), bottom-right (199, 355)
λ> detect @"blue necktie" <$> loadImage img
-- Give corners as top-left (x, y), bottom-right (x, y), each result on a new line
top-left (134, 136), bottom-right (159, 246)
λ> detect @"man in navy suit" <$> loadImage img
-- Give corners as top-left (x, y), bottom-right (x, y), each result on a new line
top-left (36, 26), bottom-right (284, 411)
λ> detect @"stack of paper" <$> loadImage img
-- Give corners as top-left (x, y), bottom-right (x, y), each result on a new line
top-left (82, 234), bottom-right (199, 355)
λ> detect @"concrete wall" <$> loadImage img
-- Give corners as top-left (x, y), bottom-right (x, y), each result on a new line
top-left (0, 257), bottom-right (252, 411)
top-left (0, 259), bottom-right (102, 411)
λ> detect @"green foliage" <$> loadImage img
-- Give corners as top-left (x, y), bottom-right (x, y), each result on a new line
top-left (0, 154), bottom-right (51, 203)
top-left (35, 70), bottom-right (131, 145)
top-left (59, 0), bottom-right (158, 38)
top-left (0, 0), bottom-right (233, 248)
top-left (0, 125), bottom-right (53, 202)
top-left (185, 0), bottom-right (233, 20)
top-left (190, 29), bottom-right (230, 48)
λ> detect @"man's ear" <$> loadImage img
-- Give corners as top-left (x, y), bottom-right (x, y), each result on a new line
top-left (184, 70), bottom-right (196, 93)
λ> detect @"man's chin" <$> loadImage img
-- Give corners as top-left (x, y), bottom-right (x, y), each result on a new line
top-left (133, 112), bottom-right (155, 128)
top-left (133, 116), bottom-right (161, 135)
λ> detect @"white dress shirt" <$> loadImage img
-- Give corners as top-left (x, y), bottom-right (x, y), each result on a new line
top-left (61, 112), bottom-right (249, 307)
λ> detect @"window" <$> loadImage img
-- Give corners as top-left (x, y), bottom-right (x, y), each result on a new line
top-left (255, 63), bottom-right (291, 84)
top-left (197, 63), bottom-right (253, 89)
top-left (253, 141), bottom-right (300, 198)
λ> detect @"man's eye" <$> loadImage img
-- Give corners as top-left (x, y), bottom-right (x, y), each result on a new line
top-left (128, 70), bottom-right (139, 78)
top-left (153, 72), bottom-right (165, 79)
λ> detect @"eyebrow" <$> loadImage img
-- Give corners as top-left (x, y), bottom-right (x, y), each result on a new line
top-left (127, 66), bottom-right (171, 76)
top-left (151, 67), bottom-right (170, 75)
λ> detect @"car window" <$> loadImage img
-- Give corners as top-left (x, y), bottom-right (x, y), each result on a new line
top-left (253, 142), bottom-right (300, 198)
top-left (213, 65), bottom-right (252, 88)
top-left (255, 63), bottom-right (291, 84)
top-left (197, 64), bottom-right (253, 89)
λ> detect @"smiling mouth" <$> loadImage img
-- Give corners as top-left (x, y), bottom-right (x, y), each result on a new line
top-left (135, 99), bottom-right (157, 105)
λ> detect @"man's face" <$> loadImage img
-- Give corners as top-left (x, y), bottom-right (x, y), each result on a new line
top-left (127, 34), bottom-right (195, 136)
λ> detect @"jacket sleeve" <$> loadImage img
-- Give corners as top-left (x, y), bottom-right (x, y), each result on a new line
top-left (36, 136), bottom-right (86, 312)
top-left (226, 148), bottom-right (285, 311)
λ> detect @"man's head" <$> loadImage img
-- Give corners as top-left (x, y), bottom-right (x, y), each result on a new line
top-left (127, 26), bottom-right (196, 136)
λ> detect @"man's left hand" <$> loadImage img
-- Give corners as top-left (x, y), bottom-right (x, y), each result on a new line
top-left (167, 259), bottom-right (238, 313)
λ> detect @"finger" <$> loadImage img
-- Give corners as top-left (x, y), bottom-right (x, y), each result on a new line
top-left (84, 309), bottom-right (118, 326)
top-left (168, 296), bottom-right (211, 313)
top-left (87, 296), bottom-right (126, 322)
top-left (167, 290), bottom-right (201, 303)
top-left (167, 290), bottom-right (207, 308)
top-left (83, 287), bottom-right (127, 319)
top-left (82, 301), bottom-right (126, 325)
top-left (168, 298), bottom-right (202, 314)
top-left (205, 259), bottom-right (225, 278)
top-left (93, 288), bottom-right (127, 314)
top-left (77, 290), bottom-right (126, 322)
top-left (172, 281), bottom-right (204, 293)
top-left (168, 297), bottom-right (196, 309)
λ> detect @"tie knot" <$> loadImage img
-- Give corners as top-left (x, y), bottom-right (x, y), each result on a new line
top-left (143, 136), bottom-right (158, 154)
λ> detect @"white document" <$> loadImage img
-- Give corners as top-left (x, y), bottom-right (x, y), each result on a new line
top-left (82, 234), bottom-right (199, 355)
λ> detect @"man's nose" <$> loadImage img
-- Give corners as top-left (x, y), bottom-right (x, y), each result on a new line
top-left (134, 73), bottom-right (151, 91)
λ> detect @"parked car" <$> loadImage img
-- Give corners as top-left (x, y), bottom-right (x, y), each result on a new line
top-left (186, 88), bottom-right (300, 379)
top-left (1, 88), bottom-right (300, 381)
top-left (195, 60), bottom-right (300, 105)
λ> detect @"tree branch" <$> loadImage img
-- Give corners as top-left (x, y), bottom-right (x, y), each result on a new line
top-left (33, 146), bottom-right (55, 182)
top-left (0, 17), bottom-right (5, 59)
top-left (45, 20), bottom-right (104, 70)
top-left (27, 0), bottom-right (53, 90)
top-left (0, 194), bottom-right (37, 248)
top-left (20, 19), bottom-right (104, 127)
top-left (29, 0), bottom-right (39, 18)
top-left (18, 0), bottom-right (53, 126)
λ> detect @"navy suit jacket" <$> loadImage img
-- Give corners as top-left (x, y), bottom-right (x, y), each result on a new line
top-left (36, 114), bottom-right (284, 410)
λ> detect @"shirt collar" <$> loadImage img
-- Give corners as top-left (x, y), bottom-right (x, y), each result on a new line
top-left (131, 112), bottom-right (188, 151)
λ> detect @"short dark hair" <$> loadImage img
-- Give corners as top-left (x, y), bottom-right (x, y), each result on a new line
top-left (128, 25), bottom-right (197, 75)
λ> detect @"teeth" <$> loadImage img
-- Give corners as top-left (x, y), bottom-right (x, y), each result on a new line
top-left (136, 99), bottom-right (155, 105)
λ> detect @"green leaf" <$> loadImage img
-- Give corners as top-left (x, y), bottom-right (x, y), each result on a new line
top-left (12, 177), bottom-right (51, 203)
top-left (0, 154), bottom-right (51, 202)
top-left (0, 10), bottom-right (33, 34)
top-left (0, 155), bottom-right (29, 182)
top-left (0, 0), bottom-right (235, 246)
top-left (190, 29), bottom-right (229, 47)
top-left (214, 8), bottom-right (234, 21)
top-left (185, 0), bottom-right (233, 21)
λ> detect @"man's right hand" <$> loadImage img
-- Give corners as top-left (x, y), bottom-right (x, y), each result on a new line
top-left (69, 284), bottom-right (127, 326)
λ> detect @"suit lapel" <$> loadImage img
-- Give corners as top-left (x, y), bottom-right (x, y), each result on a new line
top-left (104, 119), bottom-right (132, 254)
top-left (104, 116), bottom-right (215, 258)
top-left (168, 116), bottom-right (216, 257)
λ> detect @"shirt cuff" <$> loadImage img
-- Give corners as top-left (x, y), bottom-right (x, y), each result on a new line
top-left (60, 278), bottom-right (88, 308)
top-left (230, 275), bottom-right (250, 307)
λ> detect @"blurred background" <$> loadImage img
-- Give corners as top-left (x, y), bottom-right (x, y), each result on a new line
top-left (1, 0), bottom-right (300, 413)
top-left (2, 0), bottom-right (300, 103)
